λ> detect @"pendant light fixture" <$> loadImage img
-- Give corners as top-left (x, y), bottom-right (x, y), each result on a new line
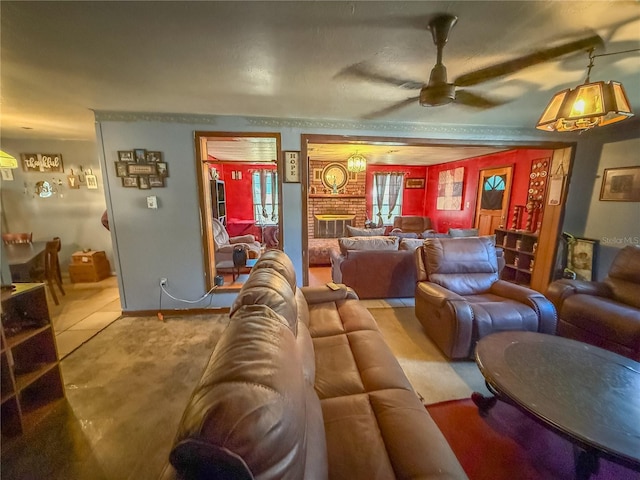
top-left (347, 152), bottom-right (367, 173)
top-left (536, 48), bottom-right (637, 132)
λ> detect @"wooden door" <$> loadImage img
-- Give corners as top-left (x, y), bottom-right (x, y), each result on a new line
top-left (474, 166), bottom-right (513, 236)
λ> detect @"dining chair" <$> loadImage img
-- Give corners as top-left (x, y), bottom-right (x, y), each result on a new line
top-left (2, 232), bottom-right (33, 244)
top-left (31, 237), bottom-right (65, 305)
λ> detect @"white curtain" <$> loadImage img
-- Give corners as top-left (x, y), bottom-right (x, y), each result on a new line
top-left (374, 173), bottom-right (388, 225)
top-left (387, 173), bottom-right (404, 219)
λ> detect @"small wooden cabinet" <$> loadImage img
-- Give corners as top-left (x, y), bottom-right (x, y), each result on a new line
top-left (1, 284), bottom-right (64, 438)
top-left (69, 250), bottom-right (111, 283)
top-left (495, 229), bottom-right (539, 287)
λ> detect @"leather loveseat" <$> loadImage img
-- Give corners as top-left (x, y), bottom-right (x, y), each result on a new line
top-left (329, 236), bottom-right (423, 298)
top-left (546, 245), bottom-right (640, 361)
top-left (161, 249), bottom-right (467, 480)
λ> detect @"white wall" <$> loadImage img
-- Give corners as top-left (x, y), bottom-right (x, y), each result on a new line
top-left (0, 138), bottom-right (113, 272)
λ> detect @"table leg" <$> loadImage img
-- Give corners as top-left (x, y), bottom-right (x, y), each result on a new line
top-left (574, 447), bottom-right (599, 480)
top-left (471, 391), bottom-right (497, 415)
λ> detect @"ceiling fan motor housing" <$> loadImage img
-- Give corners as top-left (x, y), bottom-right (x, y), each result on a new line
top-left (420, 82), bottom-right (455, 106)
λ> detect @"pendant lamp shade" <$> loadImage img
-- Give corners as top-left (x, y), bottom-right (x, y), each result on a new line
top-left (536, 80), bottom-right (633, 132)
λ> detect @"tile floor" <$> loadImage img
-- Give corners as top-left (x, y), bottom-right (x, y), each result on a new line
top-left (47, 275), bottom-right (122, 359)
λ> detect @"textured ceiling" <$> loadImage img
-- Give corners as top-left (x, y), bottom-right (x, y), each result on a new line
top-left (1, 1), bottom-right (639, 142)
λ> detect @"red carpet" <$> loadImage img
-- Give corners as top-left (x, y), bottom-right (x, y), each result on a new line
top-left (426, 398), bottom-right (640, 480)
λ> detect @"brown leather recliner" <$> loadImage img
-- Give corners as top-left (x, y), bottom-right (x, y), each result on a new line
top-left (546, 245), bottom-right (640, 361)
top-left (414, 236), bottom-right (557, 359)
top-left (391, 215), bottom-right (434, 237)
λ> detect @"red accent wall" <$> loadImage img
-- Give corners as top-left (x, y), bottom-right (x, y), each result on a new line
top-left (424, 149), bottom-right (554, 232)
top-left (207, 161), bottom-right (276, 225)
top-left (365, 165), bottom-right (428, 220)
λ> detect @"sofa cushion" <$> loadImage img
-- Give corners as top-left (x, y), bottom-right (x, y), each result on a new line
top-left (346, 225), bottom-right (385, 237)
top-left (399, 238), bottom-right (425, 251)
top-left (230, 268), bottom-right (298, 334)
top-left (422, 237), bottom-right (499, 295)
top-left (448, 228), bottom-right (479, 237)
top-left (604, 245), bottom-right (640, 309)
top-left (390, 231), bottom-right (420, 239)
top-left (338, 235), bottom-right (399, 255)
top-left (169, 305), bottom-right (314, 480)
top-left (252, 249), bottom-right (297, 292)
top-left (561, 294), bottom-right (640, 349)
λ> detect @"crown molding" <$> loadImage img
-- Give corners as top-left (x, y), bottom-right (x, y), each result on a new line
top-left (93, 110), bottom-right (577, 142)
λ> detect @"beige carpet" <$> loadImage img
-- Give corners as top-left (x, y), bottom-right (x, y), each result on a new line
top-left (368, 307), bottom-right (490, 405)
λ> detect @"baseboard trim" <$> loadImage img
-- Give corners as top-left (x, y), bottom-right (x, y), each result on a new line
top-left (121, 307), bottom-right (230, 317)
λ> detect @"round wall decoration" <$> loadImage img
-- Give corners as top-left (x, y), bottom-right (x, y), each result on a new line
top-left (321, 163), bottom-right (348, 190)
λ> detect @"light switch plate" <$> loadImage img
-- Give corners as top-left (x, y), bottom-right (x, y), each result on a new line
top-left (147, 195), bottom-right (158, 209)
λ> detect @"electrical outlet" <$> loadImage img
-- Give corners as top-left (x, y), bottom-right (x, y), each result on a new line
top-left (160, 278), bottom-right (167, 287)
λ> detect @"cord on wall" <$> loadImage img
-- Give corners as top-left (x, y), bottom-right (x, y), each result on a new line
top-left (159, 282), bottom-right (219, 305)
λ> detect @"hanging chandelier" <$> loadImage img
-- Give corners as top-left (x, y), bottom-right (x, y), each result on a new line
top-left (536, 48), bottom-right (636, 132)
top-left (347, 152), bottom-right (367, 173)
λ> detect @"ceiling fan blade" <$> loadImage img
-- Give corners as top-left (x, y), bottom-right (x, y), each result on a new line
top-left (362, 96), bottom-right (419, 120)
top-left (453, 34), bottom-right (604, 87)
top-left (455, 90), bottom-right (507, 110)
top-left (336, 63), bottom-right (423, 90)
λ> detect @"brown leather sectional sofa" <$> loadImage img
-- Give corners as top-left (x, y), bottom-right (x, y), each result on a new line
top-left (161, 249), bottom-right (467, 479)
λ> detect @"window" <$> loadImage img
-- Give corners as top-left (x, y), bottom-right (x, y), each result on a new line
top-left (252, 170), bottom-right (278, 226)
top-left (372, 173), bottom-right (403, 225)
top-left (481, 174), bottom-right (506, 210)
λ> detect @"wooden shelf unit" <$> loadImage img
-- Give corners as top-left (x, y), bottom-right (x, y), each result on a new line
top-left (211, 179), bottom-right (226, 225)
top-left (1, 283), bottom-right (65, 439)
top-left (495, 229), bottom-right (539, 287)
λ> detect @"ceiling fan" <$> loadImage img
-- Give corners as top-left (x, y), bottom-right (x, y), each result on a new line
top-left (338, 14), bottom-right (603, 119)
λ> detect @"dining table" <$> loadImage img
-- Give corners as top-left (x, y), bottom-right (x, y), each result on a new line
top-left (5, 241), bottom-right (47, 282)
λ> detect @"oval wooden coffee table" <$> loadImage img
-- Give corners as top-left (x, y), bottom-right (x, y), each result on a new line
top-left (474, 331), bottom-right (640, 480)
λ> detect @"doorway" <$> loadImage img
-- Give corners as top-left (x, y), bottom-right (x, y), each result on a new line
top-left (194, 132), bottom-right (283, 290)
top-left (474, 166), bottom-right (513, 236)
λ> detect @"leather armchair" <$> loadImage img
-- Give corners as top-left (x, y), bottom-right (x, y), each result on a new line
top-left (546, 245), bottom-right (640, 361)
top-left (415, 236), bottom-right (556, 359)
top-left (391, 215), bottom-right (434, 237)
top-left (212, 217), bottom-right (261, 263)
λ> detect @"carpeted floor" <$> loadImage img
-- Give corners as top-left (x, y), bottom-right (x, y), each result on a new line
top-left (1, 314), bottom-right (231, 480)
top-left (427, 398), bottom-right (640, 480)
top-left (367, 306), bottom-right (490, 404)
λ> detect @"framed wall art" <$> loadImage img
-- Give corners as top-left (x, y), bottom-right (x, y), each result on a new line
top-left (599, 166), bottom-right (640, 202)
top-left (566, 237), bottom-right (598, 281)
top-left (436, 167), bottom-right (464, 210)
top-left (116, 148), bottom-right (167, 189)
top-left (405, 178), bottom-right (425, 189)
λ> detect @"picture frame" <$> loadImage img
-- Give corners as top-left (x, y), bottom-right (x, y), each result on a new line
top-left (122, 176), bottom-right (139, 188)
top-left (283, 151), bottom-right (300, 183)
top-left (115, 161), bottom-right (129, 177)
top-left (156, 162), bottom-right (168, 177)
top-left (138, 176), bottom-right (151, 190)
top-left (566, 237), bottom-right (598, 281)
top-left (149, 175), bottom-right (165, 188)
top-left (599, 166), bottom-right (640, 202)
top-left (146, 151), bottom-right (162, 162)
top-left (405, 178), bottom-right (425, 189)
top-left (133, 148), bottom-right (147, 163)
top-left (118, 150), bottom-right (134, 162)
top-left (127, 163), bottom-right (157, 175)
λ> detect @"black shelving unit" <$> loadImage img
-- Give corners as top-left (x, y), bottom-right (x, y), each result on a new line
top-left (495, 228), bottom-right (539, 287)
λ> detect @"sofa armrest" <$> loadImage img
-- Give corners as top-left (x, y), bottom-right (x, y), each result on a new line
top-left (546, 279), bottom-right (612, 305)
top-left (301, 284), bottom-right (358, 304)
top-left (329, 248), bottom-right (344, 283)
top-left (416, 281), bottom-right (466, 307)
top-left (229, 234), bottom-right (257, 244)
top-left (490, 280), bottom-right (557, 334)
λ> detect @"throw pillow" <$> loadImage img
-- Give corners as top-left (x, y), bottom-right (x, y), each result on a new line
top-left (338, 236), bottom-right (399, 255)
top-left (346, 225), bottom-right (385, 237)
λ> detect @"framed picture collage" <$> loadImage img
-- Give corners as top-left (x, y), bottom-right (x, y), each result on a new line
top-left (115, 149), bottom-right (168, 189)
